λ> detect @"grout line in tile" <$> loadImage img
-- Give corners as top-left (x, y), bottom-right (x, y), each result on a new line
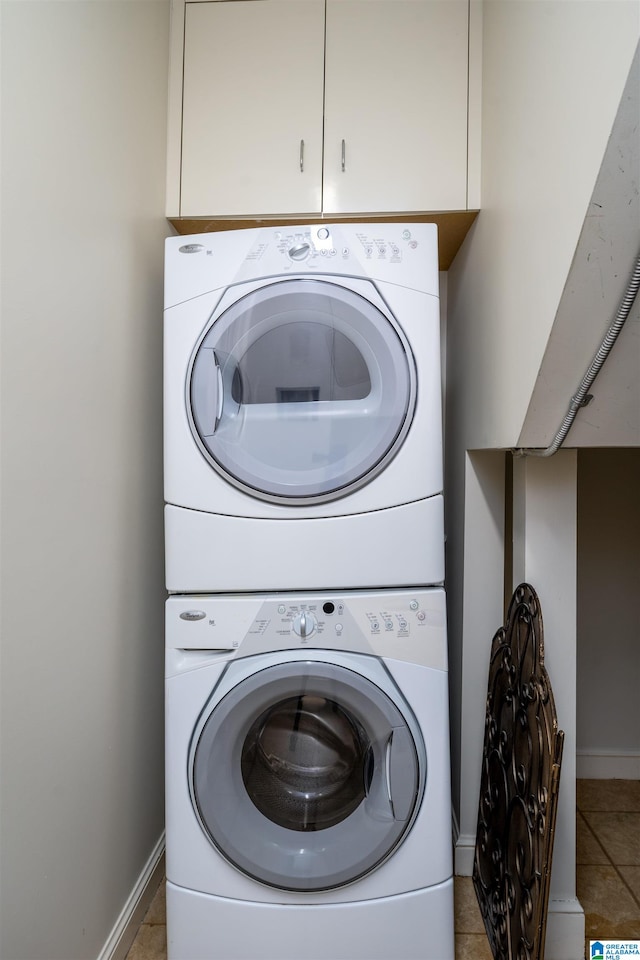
top-left (578, 810), bottom-right (613, 866)
top-left (578, 807), bottom-right (640, 913)
top-left (612, 862), bottom-right (640, 912)
top-left (616, 870), bottom-right (640, 912)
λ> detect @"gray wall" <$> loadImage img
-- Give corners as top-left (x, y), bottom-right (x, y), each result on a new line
top-left (0, 3), bottom-right (169, 958)
top-left (577, 449), bottom-right (640, 762)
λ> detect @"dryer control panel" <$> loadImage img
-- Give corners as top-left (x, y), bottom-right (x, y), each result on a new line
top-left (166, 587), bottom-right (447, 673)
top-left (246, 223), bottom-right (431, 283)
top-left (274, 226), bottom-right (406, 266)
top-left (164, 222), bottom-right (440, 308)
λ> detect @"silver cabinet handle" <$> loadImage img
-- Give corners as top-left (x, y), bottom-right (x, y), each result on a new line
top-left (341, 139), bottom-right (346, 172)
top-left (299, 139), bottom-right (304, 173)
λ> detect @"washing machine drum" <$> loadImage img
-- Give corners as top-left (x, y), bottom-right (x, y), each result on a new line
top-left (188, 279), bottom-right (417, 504)
top-left (189, 659), bottom-right (425, 892)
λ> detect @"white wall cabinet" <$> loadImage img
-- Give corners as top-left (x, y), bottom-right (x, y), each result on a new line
top-left (167, 0), bottom-right (478, 219)
top-left (323, 0), bottom-right (469, 214)
top-left (179, 0), bottom-right (325, 217)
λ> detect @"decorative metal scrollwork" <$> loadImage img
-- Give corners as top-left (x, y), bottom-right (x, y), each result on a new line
top-left (473, 583), bottom-right (564, 960)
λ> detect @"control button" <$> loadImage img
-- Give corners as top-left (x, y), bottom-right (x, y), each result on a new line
top-left (417, 611), bottom-right (426, 621)
top-left (402, 230), bottom-right (411, 240)
top-left (337, 604), bottom-right (345, 615)
top-left (335, 623), bottom-right (343, 635)
top-left (371, 621), bottom-right (380, 632)
top-left (278, 604), bottom-right (286, 615)
top-left (384, 619), bottom-right (393, 630)
top-left (288, 242), bottom-right (311, 261)
top-left (293, 611), bottom-right (317, 638)
top-left (323, 601), bottom-right (335, 615)
top-left (398, 619), bottom-right (408, 631)
top-left (179, 610), bottom-right (206, 621)
top-left (317, 227), bottom-right (330, 240)
top-left (410, 600), bottom-right (419, 610)
top-left (329, 248), bottom-right (337, 257)
top-left (342, 247), bottom-right (350, 257)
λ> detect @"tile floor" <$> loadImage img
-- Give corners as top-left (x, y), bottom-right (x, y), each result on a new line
top-left (126, 779), bottom-right (640, 960)
top-left (576, 777), bottom-right (640, 946)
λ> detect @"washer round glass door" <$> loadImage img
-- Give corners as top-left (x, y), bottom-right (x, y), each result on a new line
top-left (188, 279), bottom-right (416, 504)
top-left (189, 659), bottom-right (425, 891)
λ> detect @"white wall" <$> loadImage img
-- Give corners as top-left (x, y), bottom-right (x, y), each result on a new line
top-left (448, 450), bottom-right (505, 862)
top-left (510, 453), bottom-right (582, 957)
top-left (446, 0), bottom-right (639, 831)
top-left (577, 449), bottom-right (640, 776)
top-left (519, 46), bottom-right (640, 449)
top-left (445, 5), bottom-right (638, 953)
top-left (447, 0), bottom-right (639, 451)
top-left (0, 3), bottom-right (169, 958)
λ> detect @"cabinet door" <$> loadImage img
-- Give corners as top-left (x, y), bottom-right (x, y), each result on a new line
top-left (181, 0), bottom-right (325, 217)
top-left (323, 0), bottom-right (469, 214)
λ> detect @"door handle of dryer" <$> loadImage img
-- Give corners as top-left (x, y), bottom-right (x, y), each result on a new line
top-left (213, 351), bottom-right (224, 433)
top-left (384, 728), bottom-right (416, 822)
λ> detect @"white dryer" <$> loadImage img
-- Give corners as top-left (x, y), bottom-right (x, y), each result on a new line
top-left (165, 588), bottom-right (454, 960)
top-left (164, 223), bottom-right (443, 593)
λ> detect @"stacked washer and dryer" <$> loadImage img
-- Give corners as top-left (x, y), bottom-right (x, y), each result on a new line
top-left (163, 223), bottom-right (454, 960)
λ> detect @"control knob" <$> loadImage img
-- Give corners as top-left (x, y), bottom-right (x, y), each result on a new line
top-left (288, 242), bottom-right (311, 261)
top-left (292, 611), bottom-right (317, 638)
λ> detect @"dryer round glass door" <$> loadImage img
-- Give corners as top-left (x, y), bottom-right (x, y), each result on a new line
top-left (188, 279), bottom-right (416, 504)
top-left (189, 658), bottom-right (425, 892)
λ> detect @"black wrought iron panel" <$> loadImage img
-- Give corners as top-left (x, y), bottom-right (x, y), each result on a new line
top-left (473, 583), bottom-right (564, 960)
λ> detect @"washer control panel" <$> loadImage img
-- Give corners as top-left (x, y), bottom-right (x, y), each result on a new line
top-left (167, 587), bottom-right (447, 671)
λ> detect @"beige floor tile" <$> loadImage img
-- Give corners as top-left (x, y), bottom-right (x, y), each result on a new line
top-left (618, 865), bottom-right (640, 904)
top-left (144, 877), bottom-right (166, 925)
top-left (577, 779), bottom-right (640, 813)
top-left (577, 864), bottom-right (640, 939)
top-left (577, 812), bottom-right (610, 865)
top-left (455, 933), bottom-right (494, 960)
top-left (582, 811), bottom-right (640, 866)
top-left (125, 922), bottom-right (167, 960)
top-left (454, 876), bottom-right (486, 935)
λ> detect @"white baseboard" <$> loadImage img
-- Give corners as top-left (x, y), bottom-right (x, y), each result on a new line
top-left (98, 832), bottom-right (166, 960)
top-left (545, 897), bottom-right (585, 960)
top-left (577, 749), bottom-right (640, 780)
top-left (454, 833), bottom-right (477, 876)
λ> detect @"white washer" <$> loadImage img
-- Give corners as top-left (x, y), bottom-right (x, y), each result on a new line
top-left (164, 223), bottom-right (443, 593)
top-left (165, 587), bottom-right (454, 960)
